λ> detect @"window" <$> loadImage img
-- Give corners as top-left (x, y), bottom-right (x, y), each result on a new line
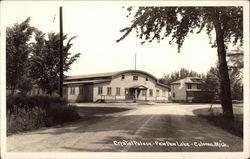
top-left (133, 76), bottom-right (138, 80)
top-left (121, 75), bottom-right (125, 79)
top-left (156, 90), bottom-right (160, 97)
top-left (142, 90), bottom-right (146, 96)
top-left (70, 86), bottom-right (75, 95)
top-left (79, 86), bottom-right (84, 94)
top-left (107, 87), bottom-right (112, 95)
top-left (173, 92), bottom-right (175, 98)
top-left (187, 84), bottom-right (192, 89)
top-left (149, 89), bottom-right (153, 96)
top-left (116, 87), bottom-right (120, 96)
top-left (98, 87), bottom-right (103, 95)
top-left (125, 88), bottom-right (129, 95)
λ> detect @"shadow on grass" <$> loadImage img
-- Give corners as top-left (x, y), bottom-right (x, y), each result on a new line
top-left (193, 107), bottom-right (243, 138)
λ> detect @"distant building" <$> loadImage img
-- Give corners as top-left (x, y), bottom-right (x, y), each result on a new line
top-left (63, 70), bottom-right (170, 103)
top-left (170, 77), bottom-right (203, 102)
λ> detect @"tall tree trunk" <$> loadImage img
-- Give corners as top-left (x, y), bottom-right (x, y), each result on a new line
top-left (213, 10), bottom-right (234, 121)
top-left (10, 85), bottom-right (16, 96)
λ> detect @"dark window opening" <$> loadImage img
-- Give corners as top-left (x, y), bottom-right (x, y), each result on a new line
top-left (133, 76), bottom-right (138, 80)
top-left (149, 89), bottom-right (153, 96)
top-left (98, 87), bottom-right (103, 95)
top-left (107, 87), bottom-right (112, 95)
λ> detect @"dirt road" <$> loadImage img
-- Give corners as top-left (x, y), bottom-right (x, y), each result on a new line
top-left (7, 103), bottom-right (243, 152)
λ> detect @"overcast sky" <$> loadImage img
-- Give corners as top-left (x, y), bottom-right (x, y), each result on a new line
top-left (2, 1), bottom-right (229, 78)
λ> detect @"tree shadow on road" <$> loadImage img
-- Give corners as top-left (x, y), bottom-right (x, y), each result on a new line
top-left (29, 106), bottom-right (243, 152)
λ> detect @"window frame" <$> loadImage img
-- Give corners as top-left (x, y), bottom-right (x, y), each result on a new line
top-left (98, 86), bottom-right (103, 95)
top-left (125, 88), bottom-right (129, 95)
top-left (107, 87), bottom-right (112, 95)
top-left (149, 89), bottom-right (153, 96)
top-left (121, 75), bottom-right (125, 79)
top-left (116, 87), bottom-right (121, 96)
top-left (70, 86), bottom-right (75, 95)
top-left (133, 75), bottom-right (138, 80)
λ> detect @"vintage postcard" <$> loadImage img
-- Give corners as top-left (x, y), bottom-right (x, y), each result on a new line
top-left (0, 1), bottom-right (249, 159)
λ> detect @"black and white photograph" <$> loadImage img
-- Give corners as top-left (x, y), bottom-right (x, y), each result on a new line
top-left (0, 1), bottom-right (249, 159)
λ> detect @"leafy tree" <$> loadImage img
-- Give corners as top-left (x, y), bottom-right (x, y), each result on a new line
top-left (117, 7), bottom-right (243, 120)
top-left (200, 66), bottom-right (220, 101)
top-left (159, 68), bottom-right (203, 85)
top-left (29, 30), bottom-right (80, 95)
top-left (17, 74), bottom-right (33, 96)
top-left (6, 17), bottom-right (35, 95)
top-left (227, 46), bottom-right (243, 100)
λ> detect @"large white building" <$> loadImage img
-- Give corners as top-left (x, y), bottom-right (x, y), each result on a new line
top-left (63, 70), bottom-right (170, 103)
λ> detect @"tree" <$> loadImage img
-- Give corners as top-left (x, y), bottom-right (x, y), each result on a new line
top-left (29, 30), bottom-right (80, 95)
top-left (227, 46), bottom-right (243, 100)
top-left (6, 17), bottom-right (35, 95)
top-left (117, 7), bottom-right (243, 120)
top-left (201, 66), bottom-right (220, 101)
top-left (159, 68), bottom-right (203, 85)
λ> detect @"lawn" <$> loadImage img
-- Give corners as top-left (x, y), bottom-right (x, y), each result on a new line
top-left (193, 103), bottom-right (243, 138)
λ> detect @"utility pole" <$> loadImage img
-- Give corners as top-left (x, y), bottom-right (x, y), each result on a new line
top-left (59, 6), bottom-right (63, 97)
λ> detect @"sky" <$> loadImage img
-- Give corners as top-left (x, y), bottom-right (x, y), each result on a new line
top-left (1, 1), bottom-right (221, 78)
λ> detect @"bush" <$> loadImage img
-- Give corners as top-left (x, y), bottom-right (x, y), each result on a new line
top-left (192, 91), bottom-right (215, 103)
top-left (46, 104), bottom-right (80, 126)
top-left (7, 95), bottom-right (80, 135)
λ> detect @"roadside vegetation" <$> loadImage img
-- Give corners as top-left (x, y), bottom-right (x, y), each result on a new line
top-left (6, 18), bottom-right (81, 135)
top-left (193, 103), bottom-right (243, 138)
top-left (7, 95), bottom-right (80, 135)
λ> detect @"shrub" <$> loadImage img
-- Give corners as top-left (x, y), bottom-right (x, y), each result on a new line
top-left (46, 104), bottom-right (80, 126)
top-left (192, 91), bottom-right (215, 103)
top-left (7, 95), bottom-right (80, 135)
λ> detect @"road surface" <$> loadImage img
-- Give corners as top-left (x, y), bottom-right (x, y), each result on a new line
top-left (7, 103), bottom-right (243, 152)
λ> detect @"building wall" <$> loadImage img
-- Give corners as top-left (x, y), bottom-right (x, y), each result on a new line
top-left (171, 84), bottom-right (186, 101)
top-left (93, 72), bottom-right (169, 102)
top-left (171, 83), bottom-right (201, 102)
top-left (65, 84), bottom-right (94, 102)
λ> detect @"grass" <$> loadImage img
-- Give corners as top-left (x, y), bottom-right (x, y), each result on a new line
top-left (196, 104), bottom-right (243, 138)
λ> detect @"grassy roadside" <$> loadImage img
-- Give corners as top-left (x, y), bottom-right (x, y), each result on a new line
top-left (7, 95), bottom-right (80, 136)
top-left (194, 104), bottom-right (243, 138)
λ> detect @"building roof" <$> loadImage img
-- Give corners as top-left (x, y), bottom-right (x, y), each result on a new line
top-left (170, 77), bottom-right (202, 85)
top-left (66, 71), bottom-right (119, 80)
top-left (63, 79), bottom-right (111, 85)
top-left (65, 70), bottom-right (170, 89)
top-left (65, 70), bottom-right (158, 81)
